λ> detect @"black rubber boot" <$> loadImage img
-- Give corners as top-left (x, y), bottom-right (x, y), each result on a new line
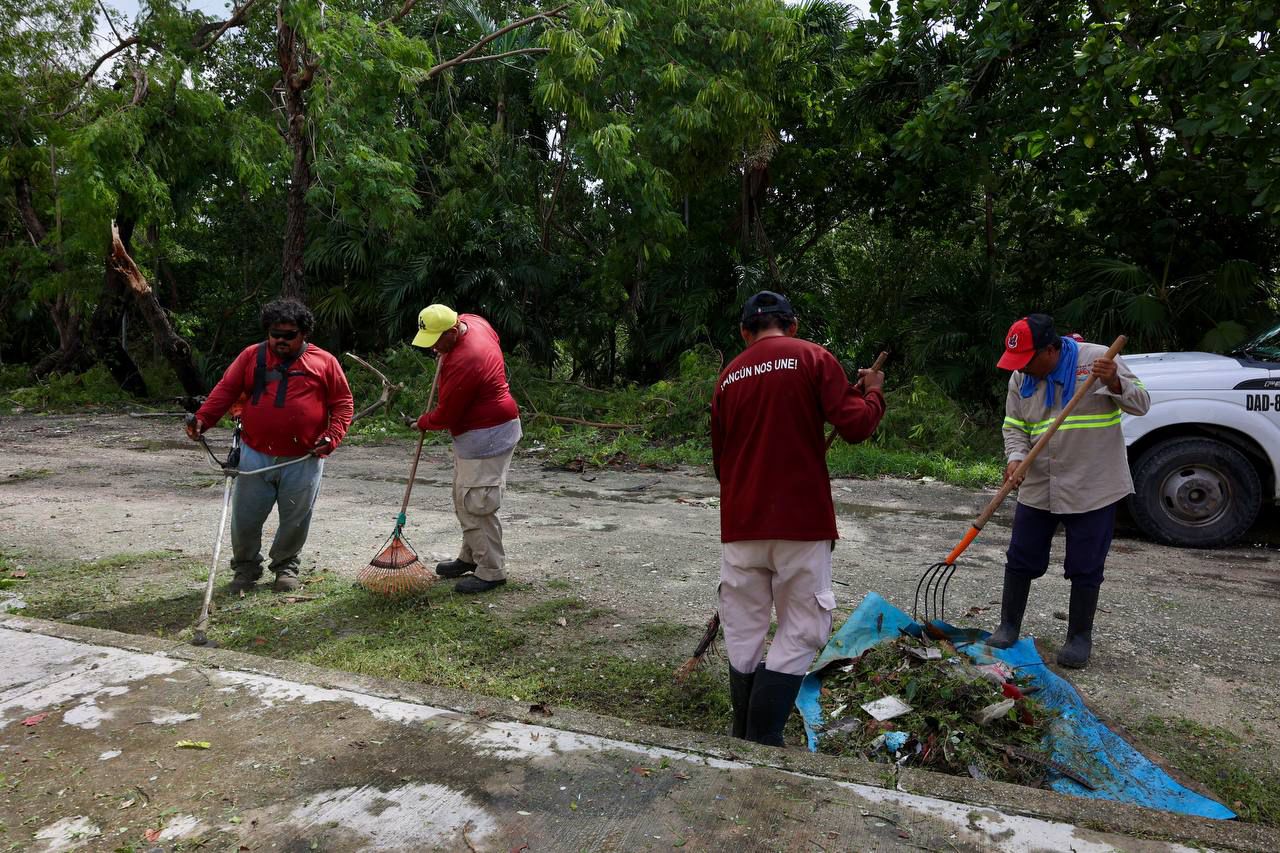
top-left (744, 666), bottom-right (804, 747)
top-left (728, 666), bottom-right (755, 739)
top-left (436, 558), bottom-right (477, 579)
top-left (455, 575), bottom-right (506, 594)
top-left (1057, 584), bottom-right (1100, 669)
top-left (988, 570), bottom-right (1033, 649)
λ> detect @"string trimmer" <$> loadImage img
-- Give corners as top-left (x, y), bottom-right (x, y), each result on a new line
top-left (188, 417), bottom-right (323, 646)
top-left (190, 420), bottom-right (240, 647)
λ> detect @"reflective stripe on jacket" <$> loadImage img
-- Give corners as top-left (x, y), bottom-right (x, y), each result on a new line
top-left (1002, 342), bottom-right (1151, 514)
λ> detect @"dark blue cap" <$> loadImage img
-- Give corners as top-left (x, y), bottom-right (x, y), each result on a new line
top-left (740, 290), bottom-right (795, 324)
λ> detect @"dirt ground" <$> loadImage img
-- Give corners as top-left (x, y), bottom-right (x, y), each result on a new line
top-left (2, 413), bottom-right (1278, 812)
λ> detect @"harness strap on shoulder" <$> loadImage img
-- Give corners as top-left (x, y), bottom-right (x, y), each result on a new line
top-left (251, 341), bottom-right (309, 409)
top-left (250, 342), bottom-right (268, 405)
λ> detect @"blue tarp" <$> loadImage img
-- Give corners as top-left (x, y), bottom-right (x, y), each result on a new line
top-left (796, 592), bottom-right (1235, 820)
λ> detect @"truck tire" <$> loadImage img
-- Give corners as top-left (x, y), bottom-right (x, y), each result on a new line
top-left (1128, 437), bottom-right (1263, 548)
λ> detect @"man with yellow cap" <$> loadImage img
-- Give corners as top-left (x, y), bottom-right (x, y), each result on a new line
top-left (412, 305), bottom-right (522, 593)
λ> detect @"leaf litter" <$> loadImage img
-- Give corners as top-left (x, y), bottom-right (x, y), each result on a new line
top-left (815, 635), bottom-right (1057, 787)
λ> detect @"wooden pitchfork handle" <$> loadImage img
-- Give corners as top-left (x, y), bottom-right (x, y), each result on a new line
top-left (826, 350), bottom-right (890, 451)
top-left (399, 354), bottom-right (445, 517)
top-left (940, 335), bottom-right (1128, 566)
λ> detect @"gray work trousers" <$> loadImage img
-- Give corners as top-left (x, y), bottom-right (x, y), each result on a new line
top-left (229, 443), bottom-right (324, 580)
top-left (453, 448), bottom-right (515, 582)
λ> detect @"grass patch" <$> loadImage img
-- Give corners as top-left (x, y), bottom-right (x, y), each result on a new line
top-left (12, 549), bottom-right (730, 735)
top-left (516, 597), bottom-right (585, 624)
top-left (1137, 715), bottom-right (1280, 825)
top-left (828, 444), bottom-right (1001, 489)
top-left (0, 468), bottom-right (54, 485)
top-left (4, 345), bottom-right (1004, 489)
top-left (340, 345), bottom-right (1003, 488)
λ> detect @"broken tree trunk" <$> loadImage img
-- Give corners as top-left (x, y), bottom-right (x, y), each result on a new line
top-left (90, 216), bottom-right (149, 396)
top-left (108, 222), bottom-right (206, 396)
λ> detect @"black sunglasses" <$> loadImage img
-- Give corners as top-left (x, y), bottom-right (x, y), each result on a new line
top-left (269, 329), bottom-right (300, 341)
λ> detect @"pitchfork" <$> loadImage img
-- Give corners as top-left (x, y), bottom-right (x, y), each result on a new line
top-left (913, 335), bottom-right (1127, 626)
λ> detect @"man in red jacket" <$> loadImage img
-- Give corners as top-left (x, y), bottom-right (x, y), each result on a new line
top-left (186, 298), bottom-right (354, 593)
top-left (711, 291), bottom-right (885, 746)
top-left (412, 304), bottom-right (522, 594)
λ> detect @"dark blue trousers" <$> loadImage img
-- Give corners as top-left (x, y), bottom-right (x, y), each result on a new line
top-left (1005, 501), bottom-right (1118, 591)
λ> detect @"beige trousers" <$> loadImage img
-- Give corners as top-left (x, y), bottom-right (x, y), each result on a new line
top-left (719, 539), bottom-right (836, 676)
top-left (453, 448), bottom-right (514, 582)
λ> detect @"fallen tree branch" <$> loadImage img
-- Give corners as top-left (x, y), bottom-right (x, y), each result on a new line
top-left (108, 221), bottom-right (206, 395)
top-left (530, 412), bottom-right (637, 430)
top-left (344, 352), bottom-right (404, 422)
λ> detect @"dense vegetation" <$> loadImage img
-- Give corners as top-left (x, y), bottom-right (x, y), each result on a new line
top-left (3, 0), bottom-right (1277, 418)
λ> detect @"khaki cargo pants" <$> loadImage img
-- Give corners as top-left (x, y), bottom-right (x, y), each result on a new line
top-left (719, 539), bottom-right (836, 676)
top-left (453, 448), bottom-right (515, 582)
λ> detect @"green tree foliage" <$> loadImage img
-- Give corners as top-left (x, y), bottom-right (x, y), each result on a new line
top-left (0, 0), bottom-right (1275, 406)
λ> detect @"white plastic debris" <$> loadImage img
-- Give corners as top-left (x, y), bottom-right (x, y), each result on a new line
top-left (861, 695), bottom-right (913, 721)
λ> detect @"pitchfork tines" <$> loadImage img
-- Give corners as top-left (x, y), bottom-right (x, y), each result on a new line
top-left (913, 525), bottom-right (977, 625)
top-left (914, 560), bottom-right (956, 625)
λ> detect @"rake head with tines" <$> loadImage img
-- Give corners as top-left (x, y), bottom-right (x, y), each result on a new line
top-left (357, 522), bottom-right (436, 596)
top-left (359, 358), bottom-right (441, 598)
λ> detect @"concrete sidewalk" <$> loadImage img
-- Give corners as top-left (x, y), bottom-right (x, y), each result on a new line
top-left (1, 618), bottom-right (1273, 852)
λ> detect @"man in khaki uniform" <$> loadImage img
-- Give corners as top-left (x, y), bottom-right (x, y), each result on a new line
top-left (413, 305), bottom-right (521, 594)
top-left (990, 314), bottom-right (1149, 667)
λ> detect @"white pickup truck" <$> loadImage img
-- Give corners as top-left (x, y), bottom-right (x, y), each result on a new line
top-left (1122, 323), bottom-right (1280, 547)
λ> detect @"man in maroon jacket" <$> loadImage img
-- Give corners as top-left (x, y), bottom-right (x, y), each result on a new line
top-left (711, 291), bottom-right (885, 746)
top-left (412, 304), bottom-right (522, 594)
top-left (186, 298), bottom-right (354, 593)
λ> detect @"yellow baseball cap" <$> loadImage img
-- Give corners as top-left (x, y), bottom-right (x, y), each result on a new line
top-left (411, 304), bottom-right (458, 348)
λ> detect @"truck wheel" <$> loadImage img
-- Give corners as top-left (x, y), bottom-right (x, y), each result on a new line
top-left (1128, 437), bottom-right (1263, 548)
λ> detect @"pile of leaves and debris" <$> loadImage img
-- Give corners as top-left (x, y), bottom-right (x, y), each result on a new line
top-left (815, 636), bottom-right (1073, 788)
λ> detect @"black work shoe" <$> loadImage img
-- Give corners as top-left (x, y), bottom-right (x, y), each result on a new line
top-left (227, 573), bottom-right (261, 594)
top-left (744, 666), bottom-right (804, 747)
top-left (728, 666), bottom-right (755, 739)
top-left (272, 574), bottom-right (301, 593)
top-left (1057, 584), bottom-right (1100, 669)
top-left (455, 575), bottom-right (506, 594)
top-left (436, 558), bottom-right (477, 579)
top-left (988, 570), bottom-right (1033, 649)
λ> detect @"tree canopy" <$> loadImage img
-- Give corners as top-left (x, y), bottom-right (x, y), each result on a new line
top-left (3, 0), bottom-right (1276, 400)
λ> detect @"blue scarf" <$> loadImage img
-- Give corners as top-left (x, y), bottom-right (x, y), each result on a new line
top-left (1020, 336), bottom-right (1077, 410)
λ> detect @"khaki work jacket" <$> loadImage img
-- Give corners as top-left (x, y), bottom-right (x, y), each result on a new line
top-left (1003, 342), bottom-right (1151, 515)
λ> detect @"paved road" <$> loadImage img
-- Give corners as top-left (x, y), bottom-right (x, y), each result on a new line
top-left (0, 618), bottom-right (1230, 853)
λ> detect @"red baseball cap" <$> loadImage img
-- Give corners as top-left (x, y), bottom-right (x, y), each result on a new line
top-left (997, 314), bottom-right (1057, 371)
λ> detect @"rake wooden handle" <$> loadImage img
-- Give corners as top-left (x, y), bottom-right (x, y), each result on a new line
top-left (942, 335), bottom-right (1128, 565)
top-left (826, 350), bottom-right (889, 451)
top-left (400, 354), bottom-right (444, 515)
